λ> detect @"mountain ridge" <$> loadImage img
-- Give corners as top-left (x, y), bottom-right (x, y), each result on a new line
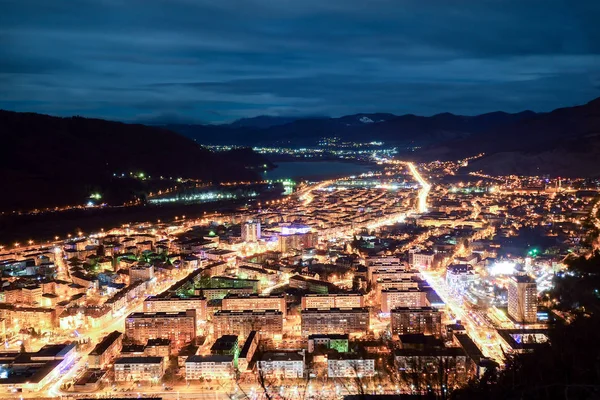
top-left (165, 109), bottom-right (541, 146)
top-left (0, 110), bottom-right (267, 212)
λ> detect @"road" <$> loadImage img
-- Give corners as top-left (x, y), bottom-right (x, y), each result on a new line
top-left (421, 271), bottom-right (504, 363)
top-left (405, 162), bottom-right (431, 213)
top-left (45, 269), bottom-right (192, 398)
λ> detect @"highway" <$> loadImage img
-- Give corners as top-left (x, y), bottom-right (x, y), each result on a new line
top-left (403, 162), bottom-right (505, 363)
top-left (406, 162), bottom-right (431, 213)
top-left (421, 271), bottom-right (504, 363)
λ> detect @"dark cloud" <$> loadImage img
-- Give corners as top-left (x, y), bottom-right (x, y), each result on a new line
top-left (0, 0), bottom-right (599, 122)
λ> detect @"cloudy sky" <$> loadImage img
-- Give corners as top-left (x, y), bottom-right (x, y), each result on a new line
top-left (1, 0), bottom-right (599, 123)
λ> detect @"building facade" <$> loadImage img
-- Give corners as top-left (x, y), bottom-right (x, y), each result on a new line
top-left (390, 307), bottom-right (442, 336)
top-left (222, 293), bottom-right (286, 317)
top-left (88, 331), bottom-right (123, 369)
top-left (327, 355), bottom-right (375, 378)
top-left (508, 275), bottom-right (537, 324)
top-left (381, 288), bottom-right (429, 313)
top-left (185, 355), bottom-right (235, 380)
top-left (114, 357), bottom-right (165, 382)
top-left (301, 293), bottom-right (364, 310)
top-left (257, 352), bottom-right (305, 378)
top-left (143, 296), bottom-right (207, 321)
top-left (125, 310), bottom-right (196, 350)
top-left (301, 308), bottom-right (370, 337)
top-left (213, 309), bottom-right (283, 339)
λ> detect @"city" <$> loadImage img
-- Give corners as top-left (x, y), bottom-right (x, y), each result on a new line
top-left (2, 1), bottom-right (600, 399)
top-left (0, 156), bottom-right (598, 399)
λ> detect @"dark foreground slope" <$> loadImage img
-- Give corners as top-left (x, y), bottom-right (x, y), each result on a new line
top-left (0, 110), bottom-right (262, 212)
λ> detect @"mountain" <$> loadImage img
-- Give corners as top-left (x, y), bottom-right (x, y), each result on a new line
top-left (0, 110), bottom-right (265, 212)
top-left (166, 111), bottom-right (536, 147)
top-left (228, 116), bottom-right (312, 129)
top-left (416, 97), bottom-right (600, 177)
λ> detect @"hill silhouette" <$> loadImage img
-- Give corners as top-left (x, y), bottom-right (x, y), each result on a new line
top-left (0, 110), bottom-right (265, 212)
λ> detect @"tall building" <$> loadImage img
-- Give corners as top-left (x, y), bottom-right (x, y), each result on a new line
top-left (508, 275), bottom-right (537, 324)
top-left (301, 307), bottom-right (370, 336)
top-left (381, 288), bottom-right (429, 313)
top-left (365, 257), bottom-right (407, 284)
top-left (301, 293), bottom-right (364, 310)
top-left (390, 307), bottom-right (442, 336)
top-left (222, 293), bottom-right (286, 317)
top-left (375, 277), bottom-right (421, 292)
top-left (125, 310), bottom-right (196, 350)
top-left (410, 251), bottom-right (435, 269)
top-left (242, 221), bottom-right (261, 243)
top-left (370, 269), bottom-right (417, 285)
top-left (365, 256), bottom-right (403, 267)
top-left (213, 309), bottom-right (283, 338)
top-left (143, 296), bottom-right (207, 321)
top-left (279, 231), bottom-right (318, 253)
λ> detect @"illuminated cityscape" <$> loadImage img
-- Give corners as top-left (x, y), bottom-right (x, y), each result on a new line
top-left (0, 155), bottom-right (599, 399)
top-left (2, 1), bottom-right (600, 399)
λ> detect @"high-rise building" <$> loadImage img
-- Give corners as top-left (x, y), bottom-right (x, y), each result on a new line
top-left (242, 221), bottom-right (261, 243)
top-left (143, 296), bottom-right (207, 320)
top-left (410, 251), bottom-right (435, 269)
top-left (222, 293), bottom-right (286, 317)
top-left (301, 307), bottom-right (370, 336)
top-left (365, 256), bottom-right (407, 284)
top-left (213, 309), bottom-right (283, 338)
top-left (508, 275), bottom-right (537, 324)
top-left (381, 288), bottom-right (429, 313)
top-left (301, 293), bottom-right (364, 310)
top-left (279, 231), bottom-right (318, 253)
top-left (125, 310), bottom-right (196, 350)
top-left (390, 307), bottom-right (442, 336)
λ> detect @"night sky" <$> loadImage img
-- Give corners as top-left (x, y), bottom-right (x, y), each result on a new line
top-left (1, 0), bottom-right (599, 123)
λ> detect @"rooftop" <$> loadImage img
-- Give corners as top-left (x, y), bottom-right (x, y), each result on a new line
top-left (114, 356), bottom-right (163, 365)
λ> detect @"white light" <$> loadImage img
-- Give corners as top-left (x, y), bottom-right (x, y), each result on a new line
top-left (490, 261), bottom-right (516, 275)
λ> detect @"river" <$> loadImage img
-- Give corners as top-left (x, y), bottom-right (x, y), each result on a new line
top-left (262, 161), bottom-right (376, 181)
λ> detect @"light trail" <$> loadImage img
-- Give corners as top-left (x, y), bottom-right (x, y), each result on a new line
top-left (406, 162), bottom-right (431, 213)
top-left (421, 271), bottom-right (505, 363)
top-left (297, 180), bottom-right (333, 206)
